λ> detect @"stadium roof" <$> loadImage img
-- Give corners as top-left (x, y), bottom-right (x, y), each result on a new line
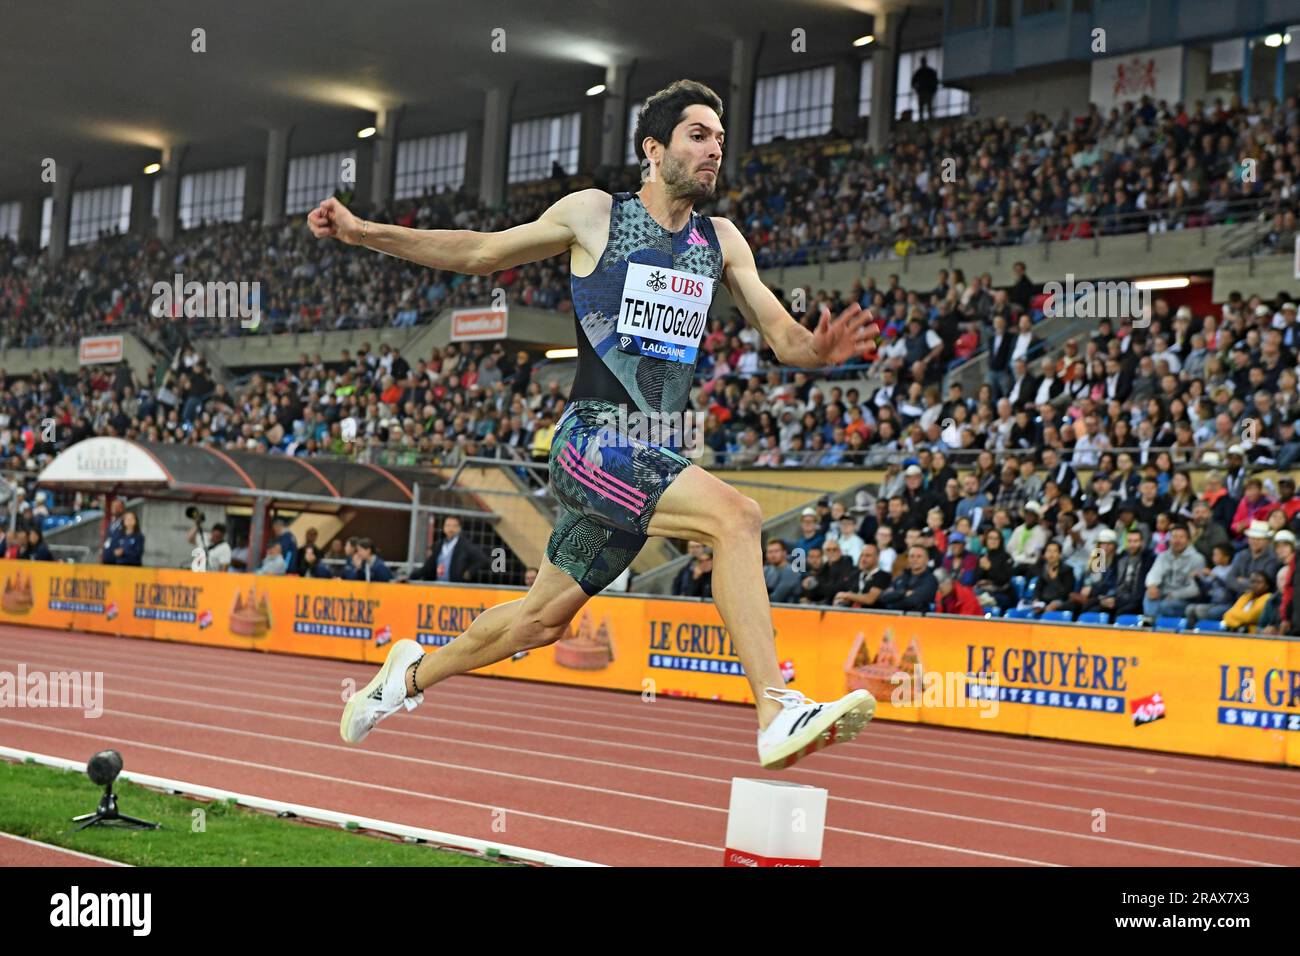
top-left (36, 437), bottom-right (491, 517)
top-left (2, 0), bottom-right (941, 196)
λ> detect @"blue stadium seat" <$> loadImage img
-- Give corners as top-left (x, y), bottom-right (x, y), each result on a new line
top-left (984, 607), bottom-right (1002, 618)
top-left (1114, 614), bottom-right (1145, 627)
top-left (1193, 620), bottom-right (1227, 633)
top-left (1005, 607), bottom-right (1035, 619)
top-left (1076, 611), bottom-right (1108, 624)
top-left (1155, 616), bottom-right (1186, 632)
top-left (1040, 610), bottom-right (1073, 622)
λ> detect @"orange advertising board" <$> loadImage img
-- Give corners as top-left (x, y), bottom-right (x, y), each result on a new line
top-left (2, 560), bottom-right (1296, 766)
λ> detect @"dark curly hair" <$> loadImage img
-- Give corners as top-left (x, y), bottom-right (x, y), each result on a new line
top-left (631, 79), bottom-right (724, 167)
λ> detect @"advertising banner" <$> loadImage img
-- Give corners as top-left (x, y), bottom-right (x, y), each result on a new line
top-left (2, 560), bottom-right (1295, 765)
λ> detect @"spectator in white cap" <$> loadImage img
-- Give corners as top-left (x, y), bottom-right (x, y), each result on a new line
top-left (1223, 445), bottom-right (1247, 500)
top-left (1274, 530), bottom-right (1296, 590)
top-left (1066, 528), bottom-right (1118, 619)
top-left (792, 507), bottom-right (825, 557)
top-left (832, 514), bottom-right (865, 565)
top-left (900, 463), bottom-right (935, 524)
top-left (1008, 500), bottom-right (1048, 576)
top-left (1227, 520), bottom-right (1280, 600)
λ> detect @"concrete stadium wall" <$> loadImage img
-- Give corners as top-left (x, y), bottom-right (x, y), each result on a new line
top-left (965, 66), bottom-right (1092, 123)
top-left (0, 332), bottom-right (155, 379)
top-left (205, 325), bottom-right (419, 371)
top-left (766, 224), bottom-right (1239, 297)
top-left (1212, 253), bottom-right (1298, 301)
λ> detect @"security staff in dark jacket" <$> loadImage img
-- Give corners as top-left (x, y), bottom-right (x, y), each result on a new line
top-left (878, 546), bottom-right (940, 611)
top-left (414, 516), bottom-right (489, 584)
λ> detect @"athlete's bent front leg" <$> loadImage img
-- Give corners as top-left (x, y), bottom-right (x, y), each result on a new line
top-left (407, 557), bottom-right (590, 695)
top-left (646, 465), bottom-right (787, 729)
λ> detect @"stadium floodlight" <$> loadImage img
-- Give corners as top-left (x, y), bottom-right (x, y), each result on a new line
top-left (357, 126), bottom-right (377, 139)
top-left (1263, 33), bottom-right (1284, 47)
top-left (853, 35), bottom-right (875, 47)
top-left (586, 84), bottom-right (606, 96)
top-left (545, 348), bottom-right (579, 359)
top-left (1132, 276), bottom-right (1190, 291)
top-left (143, 163), bottom-right (161, 175)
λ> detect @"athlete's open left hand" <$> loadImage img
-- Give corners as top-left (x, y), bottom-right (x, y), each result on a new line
top-left (812, 302), bottom-right (879, 369)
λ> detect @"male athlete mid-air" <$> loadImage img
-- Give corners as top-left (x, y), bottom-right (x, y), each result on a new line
top-left (310, 78), bottom-right (879, 769)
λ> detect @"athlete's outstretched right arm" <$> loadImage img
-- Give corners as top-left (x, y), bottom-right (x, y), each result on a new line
top-left (307, 193), bottom-right (583, 276)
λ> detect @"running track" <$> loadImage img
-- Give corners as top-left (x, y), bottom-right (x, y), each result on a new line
top-left (0, 833), bottom-right (126, 867)
top-left (0, 625), bottom-right (1297, 867)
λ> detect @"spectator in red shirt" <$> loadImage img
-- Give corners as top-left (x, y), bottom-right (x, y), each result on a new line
top-left (934, 568), bottom-right (984, 616)
top-left (1230, 478), bottom-right (1275, 538)
top-left (953, 324), bottom-right (980, 362)
top-left (1266, 477), bottom-right (1300, 523)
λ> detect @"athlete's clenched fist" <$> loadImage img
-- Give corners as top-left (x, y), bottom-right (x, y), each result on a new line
top-left (307, 197), bottom-right (364, 245)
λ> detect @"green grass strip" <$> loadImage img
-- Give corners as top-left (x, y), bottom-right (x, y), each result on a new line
top-left (0, 759), bottom-right (502, 867)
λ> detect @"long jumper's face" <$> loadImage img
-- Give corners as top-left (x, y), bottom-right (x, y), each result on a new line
top-left (654, 104), bottom-right (724, 202)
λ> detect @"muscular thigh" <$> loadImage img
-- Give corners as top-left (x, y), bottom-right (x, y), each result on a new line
top-left (518, 554), bottom-right (592, 628)
top-left (645, 463), bottom-right (749, 542)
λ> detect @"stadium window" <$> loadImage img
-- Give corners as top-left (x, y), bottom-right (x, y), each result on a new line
top-left (896, 47), bottom-right (970, 120)
top-left (285, 151), bottom-right (355, 216)
top-left (752, 65), bottom-right (834, 144)
top-left (39, 196), bottom-right (53, 249)
top-left (0, 201), bottom-right (20, 242)
top-left (858, 60), bottom-right (872, 117)
top-left (69, 184), bottom-right (132, 246)
top-left (508, 112), bottom-right (581, 184)
top-left (179, 166), bottom-right (246, 229)
top-left (1020, 0), bottom-right (1066, 15)
top-left (625, 100), bottom-right (645, 166)
top-left (395, 131), bottom-right (468, 200)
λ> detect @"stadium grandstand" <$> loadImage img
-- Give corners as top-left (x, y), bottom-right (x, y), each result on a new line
top-left (2, 2), bottom-right (1298, 636)
top-left (2, 0), bottom-right (1300, 886)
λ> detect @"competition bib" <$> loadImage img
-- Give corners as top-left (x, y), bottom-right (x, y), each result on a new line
top-left (615, 262), bottom-right (715, 364)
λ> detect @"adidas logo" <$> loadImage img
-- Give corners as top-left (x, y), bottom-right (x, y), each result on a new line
top-left (787, 705), bottom-right (824, 737)
top-left (687, 228), bottom-right (707, 246)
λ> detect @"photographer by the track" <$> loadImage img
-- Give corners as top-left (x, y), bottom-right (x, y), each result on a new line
top-left (185, 507), bottom-right (230, 572)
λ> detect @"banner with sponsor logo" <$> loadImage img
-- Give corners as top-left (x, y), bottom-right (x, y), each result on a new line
top-left (449, 308), bottom-right (508, 342)
top-left (78, 336), bottom-right (124, 365)
top-left (1, 559), bottom-right (1296, 765)
top-left (1089, 45), bottom-right (1183, 111)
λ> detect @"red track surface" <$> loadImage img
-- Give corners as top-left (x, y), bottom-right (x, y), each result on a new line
top-left (0, 832), bottom-right (125, 867)
top-left (0, 625), bottom-right (1297, 867)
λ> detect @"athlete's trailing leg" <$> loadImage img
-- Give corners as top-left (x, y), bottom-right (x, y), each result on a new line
top-left (340, 557), bottom-right (588, 745)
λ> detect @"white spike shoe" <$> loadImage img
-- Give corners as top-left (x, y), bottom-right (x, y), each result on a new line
top-left (757, 687), bottom-right (876, 770)
top-left (340, 639), bottom-right (425, 744)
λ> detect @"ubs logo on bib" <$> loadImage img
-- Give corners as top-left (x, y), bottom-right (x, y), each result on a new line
top-left (617, 262), bottom-right (716, 363)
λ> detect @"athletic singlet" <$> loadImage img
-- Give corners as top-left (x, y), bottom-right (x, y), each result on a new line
top-left (567, 191), bottom-right (725, 418)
